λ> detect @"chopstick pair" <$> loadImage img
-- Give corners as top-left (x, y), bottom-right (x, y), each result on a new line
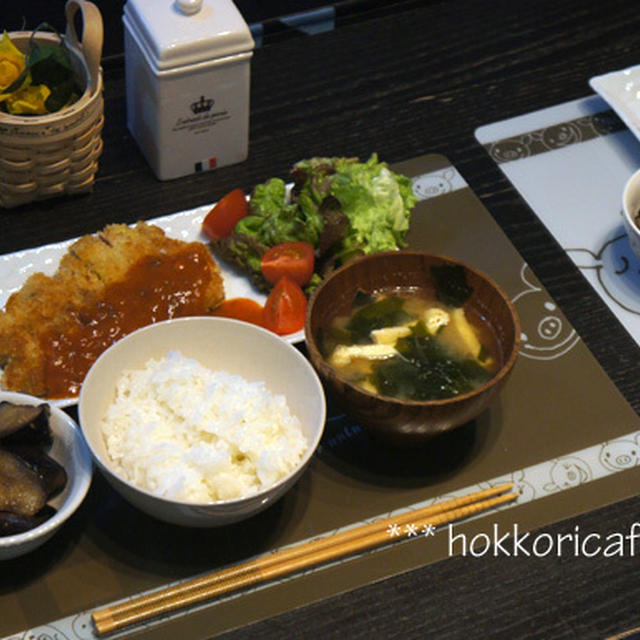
top-left (92, 483), bottom-right (518, 635)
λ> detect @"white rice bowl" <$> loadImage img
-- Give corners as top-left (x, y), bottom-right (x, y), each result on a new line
top-left (101, 350), bottom-right (307, 502)
top-left (78, 317), bottom-right (326, 527)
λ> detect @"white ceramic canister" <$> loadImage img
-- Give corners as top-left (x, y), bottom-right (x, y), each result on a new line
top-left (123, 0), bottom-right (254, 180)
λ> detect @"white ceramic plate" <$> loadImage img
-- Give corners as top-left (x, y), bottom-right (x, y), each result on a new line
top-left (590, 64), bottom-right (640, 143)
top-left (0, 203), bottom-right (304, 408)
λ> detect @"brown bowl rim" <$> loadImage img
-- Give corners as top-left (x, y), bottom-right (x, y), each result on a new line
top-left (304, 250), bottom-right (522, 408)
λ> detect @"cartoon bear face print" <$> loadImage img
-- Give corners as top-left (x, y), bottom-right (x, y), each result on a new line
top-left (412, 168), bottom-right (456, 200)
top-left (479, 471), bottom-right (536, 503)
top-left (72, 613), bottom-right (98, 640)
top-left (476, 474), bottom-right (533, 504)
top-left (512, 264), bottom-right (579, 360)
top-left (539, 122), bottom-right (582, 149)
top-left (544, 456), bottom-right (593, 493)
top-left (21, 624), bottom-right (74, 640)
top-left (567, 232), bottom-right (640, 315)
top-left (487, 137), bottom-right (532, 163)
top-left (507, 470), bottom-right (536, 503)
top-left (599, 437), bottom-right (640, 472)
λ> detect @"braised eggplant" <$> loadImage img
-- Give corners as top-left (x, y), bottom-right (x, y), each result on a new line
top-left (0, 402), bottom-right (52, 446)
top-left (0, 401), bottom-right (66, 536)
top-left (0, 449), bottom-right (47, 516)
top-left (8, 445), bottom-right (67, 499)
top-left (0, 506), bottom-right (57, 536)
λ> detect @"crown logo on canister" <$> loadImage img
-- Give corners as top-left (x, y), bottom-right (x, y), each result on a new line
top-left (191, 95), bottom-right (214, 114)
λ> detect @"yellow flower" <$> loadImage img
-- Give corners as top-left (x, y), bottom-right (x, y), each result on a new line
top-left (3, 83), bottom-right (51, 115)
top-left (0, 31), bottom-right (25, 91)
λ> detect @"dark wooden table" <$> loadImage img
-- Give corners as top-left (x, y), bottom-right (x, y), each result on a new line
top-left (3, 1), bottom-right (640, 638)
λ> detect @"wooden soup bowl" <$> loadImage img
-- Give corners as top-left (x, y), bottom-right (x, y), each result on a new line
top-left (305, 251), bottom-right (521, 445)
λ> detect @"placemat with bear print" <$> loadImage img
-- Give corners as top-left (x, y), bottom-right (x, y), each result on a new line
top-left (476, 95), bottom-right (640, 347)
top-left (4, 153), bottom-right (640, 640)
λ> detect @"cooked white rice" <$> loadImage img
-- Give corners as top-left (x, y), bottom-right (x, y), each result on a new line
top-left (100, 350), bottom-right (307, 502)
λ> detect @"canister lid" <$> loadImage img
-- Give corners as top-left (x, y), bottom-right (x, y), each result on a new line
top-left (124, 0), bottom-right (254, 70)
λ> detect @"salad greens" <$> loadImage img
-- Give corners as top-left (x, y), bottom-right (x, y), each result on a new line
top-left (212, 154), bottom-right (418, 292)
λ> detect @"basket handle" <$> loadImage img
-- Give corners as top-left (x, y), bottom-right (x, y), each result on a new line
top-left (65, 0), bottom-right (103, 94)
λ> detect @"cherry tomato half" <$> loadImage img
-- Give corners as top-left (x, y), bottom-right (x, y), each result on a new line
top-left (212, 297), bottom-right (264, 327)
top-left (261, 241), bottom-right (315, 287)
top-left (202, 188), bottom-right (248, 241)
top-left (262, 276), bottom-right (307, 335)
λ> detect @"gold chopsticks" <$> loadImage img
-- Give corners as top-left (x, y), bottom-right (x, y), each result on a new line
top-left (92, 483), bottom-right (518, 635)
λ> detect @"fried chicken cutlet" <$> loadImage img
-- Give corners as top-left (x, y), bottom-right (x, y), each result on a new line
top-left (0, 222), bottom-right (225, 398)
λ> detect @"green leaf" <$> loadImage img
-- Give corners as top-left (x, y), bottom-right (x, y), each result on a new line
top-left (4, 68), bottom-right (29, 95)
top-left (45, 77), bottom-right (79, 112)
top-left (4, 24), bottom-right (81, 113)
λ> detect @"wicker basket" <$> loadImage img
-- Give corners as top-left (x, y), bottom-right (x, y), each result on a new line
top-left (0, 0), bottom-right (104, 208)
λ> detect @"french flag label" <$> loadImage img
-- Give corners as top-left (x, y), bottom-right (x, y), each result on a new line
top-left (195, 157), bottom-right (218, 172)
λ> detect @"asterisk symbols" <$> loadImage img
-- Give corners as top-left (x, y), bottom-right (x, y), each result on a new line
top-left (386, 522), bottom-right (437, 538)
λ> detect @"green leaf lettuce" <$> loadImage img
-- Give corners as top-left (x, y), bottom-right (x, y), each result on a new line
top-left (211, 154), bottom-right (418, 292)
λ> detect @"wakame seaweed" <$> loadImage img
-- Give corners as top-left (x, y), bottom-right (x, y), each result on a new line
top-left (431, 264), bottom-right (473, 308)
top-left (346, 296), bottom-right (411, 342)
top-left (370, 322), bottom-right (492, 400)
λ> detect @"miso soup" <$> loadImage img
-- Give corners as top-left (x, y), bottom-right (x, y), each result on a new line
top-left (320, 288), bottom-right (501, 401)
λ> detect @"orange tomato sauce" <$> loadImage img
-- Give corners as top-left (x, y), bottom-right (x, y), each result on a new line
top-left (41, 244), bottom-right (217, 399)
